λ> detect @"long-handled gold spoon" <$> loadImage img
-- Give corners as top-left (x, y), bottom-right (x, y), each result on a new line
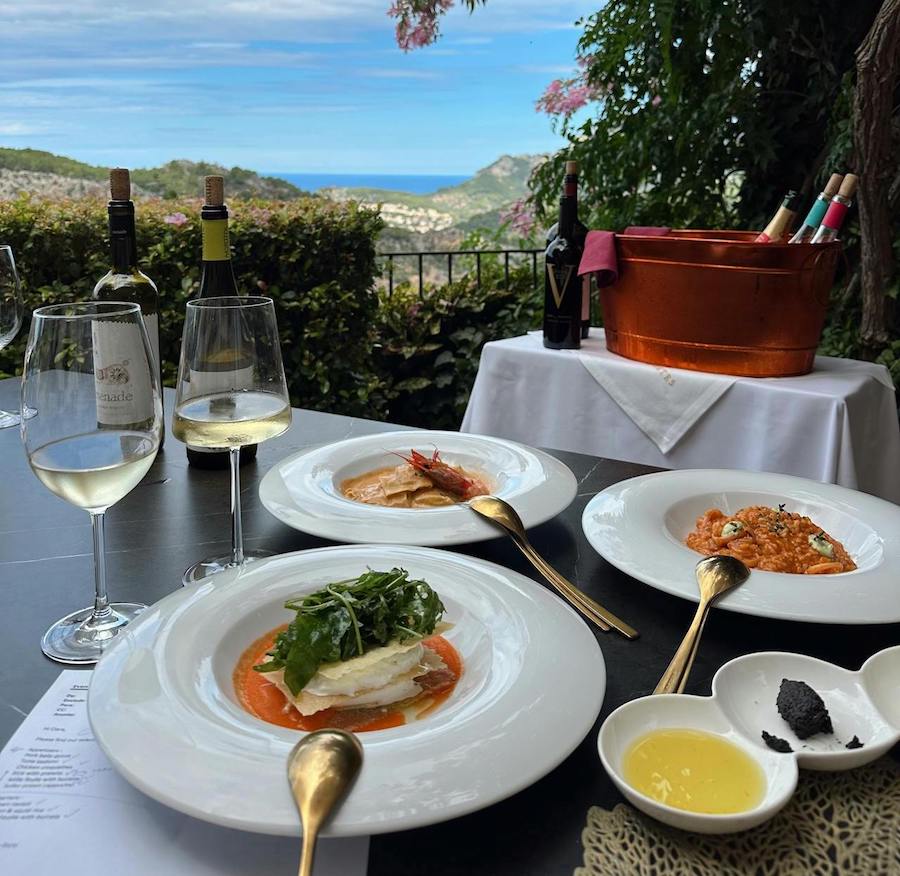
top-left (654, 555), bottom-right (750, 695)
top-left (288, 729), bottom-right (364, 876)
top-left (469, 494), bottom-right (638, 640)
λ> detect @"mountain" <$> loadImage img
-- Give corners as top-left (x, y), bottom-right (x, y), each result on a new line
top-left (0, 148), bottom-right (306, 200)
top-left (321, 154), bottom-right (544, 237)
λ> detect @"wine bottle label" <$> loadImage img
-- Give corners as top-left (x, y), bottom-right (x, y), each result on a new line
top-left (821, 201), bottom-right (848, 232)
top-left (91, 321), bottom-right (154, 427)
top-left (186, 364), bottom-right (256, 400)
top-left (547, 263), bottom-right (576, 308)
top-left (202, 219), bottom-right (230, 262)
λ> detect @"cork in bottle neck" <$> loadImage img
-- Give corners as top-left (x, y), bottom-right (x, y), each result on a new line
top-left (823, 173), bottom-right (843, 198)
top-left (837, 174), bottom-right (858, 200)
top-left (204, 175), bottom-right (225, 207)
top-left (109, 167), bottom-right (131, 201)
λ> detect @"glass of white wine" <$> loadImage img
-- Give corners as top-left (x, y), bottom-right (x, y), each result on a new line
top-left (173, 296), bottom-right (291, 583)
top-left (0, 245), bottom-right (26, 428)
top-left (21, 301), bottom-right (163, 663)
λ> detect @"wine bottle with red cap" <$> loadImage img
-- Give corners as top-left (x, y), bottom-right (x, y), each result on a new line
top-left (810, 174), bottom-right (858, 244)
top-left (789, 173), bottom-right (844, 244)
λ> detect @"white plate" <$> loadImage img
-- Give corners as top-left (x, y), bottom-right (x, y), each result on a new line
top-left (581, 469), bottom-right (900, 624)
top-left (258, 430), bottom-right (577, 546)
top-left (88, 544), bottom-right (605, 836)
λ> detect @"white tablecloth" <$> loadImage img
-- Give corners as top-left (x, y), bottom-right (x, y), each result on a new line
top-left (461, 330), bottom-right (900, 503)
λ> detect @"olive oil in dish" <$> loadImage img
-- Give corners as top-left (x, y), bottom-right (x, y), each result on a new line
top-left (623, 728), bottom-right (766, 814)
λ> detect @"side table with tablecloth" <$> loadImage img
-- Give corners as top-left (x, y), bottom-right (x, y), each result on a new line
top-left (461, 330), bottom-right (900, 503)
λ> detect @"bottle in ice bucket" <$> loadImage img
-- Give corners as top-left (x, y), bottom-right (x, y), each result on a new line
top-left (810, 174), bottom-right (858, 244)
top-left (789, 173), bottom-right (844, 243)
top-left (755, 190), bottom-right (802, 243)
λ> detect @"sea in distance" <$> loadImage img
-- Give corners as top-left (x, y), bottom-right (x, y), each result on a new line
top-left (270, 172), bottom-right (469, 195)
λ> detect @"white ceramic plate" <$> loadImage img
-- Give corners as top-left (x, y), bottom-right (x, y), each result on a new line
top-left (88, 544), bottom-right (605, 837)
top-left (258, 430), bottom-right (577, 546)
top-left (598, 645), bottom-right (900, 833)
top-left (581, 469), bottom-right (900, 624)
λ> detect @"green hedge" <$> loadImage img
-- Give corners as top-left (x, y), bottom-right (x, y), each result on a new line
top-left (0, 196), bottom-right (541, 429)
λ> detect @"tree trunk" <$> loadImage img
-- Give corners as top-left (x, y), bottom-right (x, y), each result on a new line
top-left (853, 0), bottom-right (900, 352)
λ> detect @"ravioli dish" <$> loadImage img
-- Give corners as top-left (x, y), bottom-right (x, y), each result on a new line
top-left (340, 447), bottom-right (490, 508)
top-left (685, 504), bottom-right (856, 574)
top-left (235, 568), bottom-right (462, 733)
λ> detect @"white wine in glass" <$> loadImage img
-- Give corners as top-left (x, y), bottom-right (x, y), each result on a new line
top-left (173, 295), bottom-right (291, 583)
top-left (21, 301), bottom-right (163, 664)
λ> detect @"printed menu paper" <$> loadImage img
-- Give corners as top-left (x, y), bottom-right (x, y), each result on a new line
top-left (0, 671), bottom-right (369, 876)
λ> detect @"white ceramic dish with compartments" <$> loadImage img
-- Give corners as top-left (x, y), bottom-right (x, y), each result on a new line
top-left (598, 645), bottom-right (900, 834)
top-left (259, 430), bottom-right (577, 546)
top-left (581, 469), bottom-right (900, 624)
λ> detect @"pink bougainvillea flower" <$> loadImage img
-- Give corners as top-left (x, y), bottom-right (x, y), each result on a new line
top-left (535, 76), bottom-right (601, 117)
top-left (500, 198), bottom-right (536, 238)
top-left (388, 0), bottom-right (454, 51)
top-left (163, 212), bottom-right (188, 226)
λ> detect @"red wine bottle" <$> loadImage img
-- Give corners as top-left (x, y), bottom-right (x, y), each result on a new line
top-left (546, 161), bottom-right (590, 337)
top-left (543, 173), bottom-right (584, 350)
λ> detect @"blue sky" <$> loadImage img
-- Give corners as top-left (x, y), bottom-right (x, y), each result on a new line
top-left (0, 1), bottom-right (597, 174)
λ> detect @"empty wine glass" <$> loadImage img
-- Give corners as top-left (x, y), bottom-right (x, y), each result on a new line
top-left (0, 245), bottom-right (26, 428)
top-left (21, 302), bottom-right (163, 663)
top-left (173, 296), bottom-right (291, 583)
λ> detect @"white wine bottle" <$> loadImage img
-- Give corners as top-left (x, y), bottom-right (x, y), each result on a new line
top-left (92, 168), bottom-right (163, 442)
top-left (186, 176), bottom-right (258, 469)
top-left (754, 190), bottom-right (801, 243)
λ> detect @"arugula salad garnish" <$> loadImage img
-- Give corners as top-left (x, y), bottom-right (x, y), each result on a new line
top-left (254, 568), bottom-right (445, 695)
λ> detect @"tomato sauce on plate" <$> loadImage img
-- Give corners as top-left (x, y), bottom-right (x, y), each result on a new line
top-left (234, 626), bottom-right (462, 733)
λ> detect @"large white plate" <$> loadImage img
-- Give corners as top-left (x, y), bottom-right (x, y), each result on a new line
top-left (582, 469), bottom-right (900, 624)
top-left (88, 544), bottom-right (605, 836)
top-left (258, 430), bottom-right (577, 546)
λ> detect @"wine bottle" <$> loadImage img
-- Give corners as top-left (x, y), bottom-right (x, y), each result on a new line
top-left (546, 161), bottom-right (591, 338)
top-left (788, 173), bottom-right (844, 244)
top-left (754, 190), bottom-right (802, 243)
top-left (92, 168), bottom-right (164, 443)
top-left (810, 174), bottom-right (858, 244)
top-left (186, 176), bottom-right (258, 469)
top-left (543, 178), bottom-right (584, 350)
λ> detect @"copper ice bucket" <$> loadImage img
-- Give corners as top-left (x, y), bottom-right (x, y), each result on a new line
top-left (601, 230), bottom-right (841, 377)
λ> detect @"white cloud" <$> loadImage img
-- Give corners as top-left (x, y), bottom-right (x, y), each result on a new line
top-left (0, 121), bottom-right (49, 135)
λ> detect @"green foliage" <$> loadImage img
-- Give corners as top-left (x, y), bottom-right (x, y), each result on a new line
top-left (531, 0), bottom-right (882, 232)
top-left (0, 148), bottom-right (306, 199)
top-left (0, 195), bottom-right (385, 418)
top-left (377, 259), bottom-right (542, 428)
top-left (0, 196), bottom-right (539, 428)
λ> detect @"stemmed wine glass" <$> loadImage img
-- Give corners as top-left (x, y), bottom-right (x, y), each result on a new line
top-left (0, 245), bottom-right (27, 428)
top-left (173, 296), bottom-right (291, 583)
top-left (21, 302), bottom-right (163, 663)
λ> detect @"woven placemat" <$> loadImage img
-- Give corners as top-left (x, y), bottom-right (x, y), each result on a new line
top-left (577, 757), bottom-right (900, 876)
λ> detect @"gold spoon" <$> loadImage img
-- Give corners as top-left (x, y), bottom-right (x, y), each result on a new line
top-left (654, 555), bottom-right (750, 695)
top-left (469, 495), bottom-right (638, 640)
top-left (287, 729), bottom-right (364, 876)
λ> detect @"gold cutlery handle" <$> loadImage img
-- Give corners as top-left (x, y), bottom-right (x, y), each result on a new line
top-left (512, 536), bottom-right (639, 639)
top-left (298, 820), bottom-right (320, 876)
top-left (654, 598), bottom-right (710, 694)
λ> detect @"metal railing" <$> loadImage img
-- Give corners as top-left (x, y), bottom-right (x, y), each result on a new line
top-left (379, 248), bottom-right (543, 297)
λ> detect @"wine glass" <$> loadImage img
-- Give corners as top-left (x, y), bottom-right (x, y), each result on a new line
top-left (173, 296), bottom-right (291, 583)
top-left (0, 245), bottom-right (26, 428)
top-left (21, 301), bottom-right (163, 663)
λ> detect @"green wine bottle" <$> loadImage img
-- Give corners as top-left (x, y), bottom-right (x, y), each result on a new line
top-left (92, 167), bottom-right (164, 444)
top-left (186, 176), bottom-right (258, 469)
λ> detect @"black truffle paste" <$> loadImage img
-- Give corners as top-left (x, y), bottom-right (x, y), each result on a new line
top-left (845, 735), bottom-right (864, 750)
top-left (776, 679), bottom-right (833, 739)
top-left (761, 730), bottom-right (793, 753)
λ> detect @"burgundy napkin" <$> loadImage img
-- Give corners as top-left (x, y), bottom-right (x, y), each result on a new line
top-left (578, 227), bottom-right (670, 286)
top-left (578, 231), bottom-right (618, 285)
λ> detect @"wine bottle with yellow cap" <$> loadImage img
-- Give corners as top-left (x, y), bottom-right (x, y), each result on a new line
top-left (185, 176), bottom-right (258, 469)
